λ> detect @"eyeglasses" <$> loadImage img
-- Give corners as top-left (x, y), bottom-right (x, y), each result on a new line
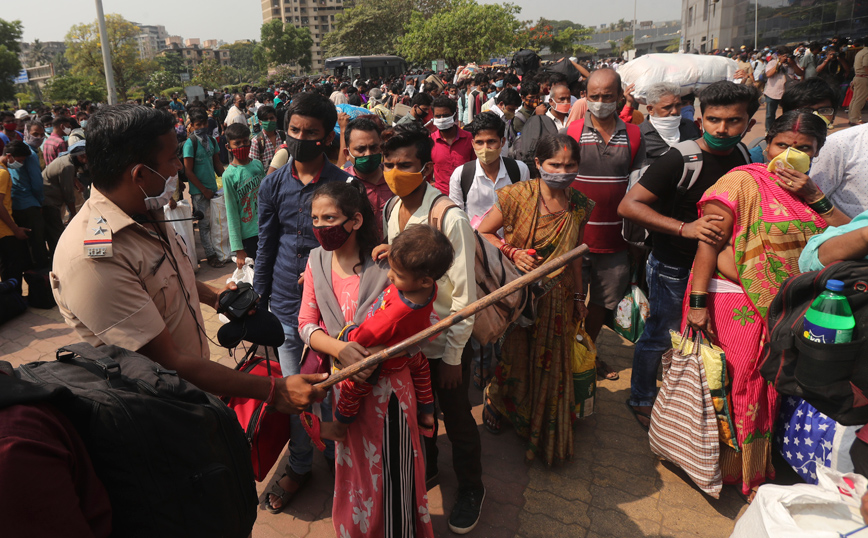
top-left (813, 107), bottom-right (835, 118)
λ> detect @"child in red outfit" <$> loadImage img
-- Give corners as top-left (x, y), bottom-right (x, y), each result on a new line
top-left (319, 224), bottom-right (454, 442)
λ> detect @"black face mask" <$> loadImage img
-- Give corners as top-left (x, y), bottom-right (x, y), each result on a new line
top-left (285, 135), bottom-right (325, 163)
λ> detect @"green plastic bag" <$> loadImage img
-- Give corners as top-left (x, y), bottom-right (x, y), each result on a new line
top-left (606, 279), bottom-right (649, 343)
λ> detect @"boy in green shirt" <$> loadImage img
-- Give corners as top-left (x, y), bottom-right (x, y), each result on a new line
top-left (183, 109), bottom-right (225, 267)
top-left (222, 123), bottom-right (265, 269)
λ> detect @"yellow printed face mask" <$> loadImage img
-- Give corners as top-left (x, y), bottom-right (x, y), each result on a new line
top-left (767, 146), bottom-right (811, 175)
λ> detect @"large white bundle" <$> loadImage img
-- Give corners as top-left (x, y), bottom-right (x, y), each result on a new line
top-left (619, 53), bottom-right (739, 103)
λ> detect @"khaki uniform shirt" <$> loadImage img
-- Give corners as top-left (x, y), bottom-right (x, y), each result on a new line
top-left (51, 188), bottom-right (209, 359)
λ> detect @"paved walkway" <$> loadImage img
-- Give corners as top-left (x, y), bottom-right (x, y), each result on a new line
top-left (2, 105), bottom-right (856, 536)
top-left (1, 261), bottom-right (754, 538)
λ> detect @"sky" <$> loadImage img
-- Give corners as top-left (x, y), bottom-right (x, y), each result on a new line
top-left (7, 0), bottom-right (682, 44)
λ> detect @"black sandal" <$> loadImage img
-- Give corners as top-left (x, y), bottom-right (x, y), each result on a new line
top-left (264, 466), bottom-right (310, 514)
top-left (625, 399), bottom-right (651, 432)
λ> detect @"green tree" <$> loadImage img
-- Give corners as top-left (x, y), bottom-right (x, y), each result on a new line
top-left (50, 51), bottom-right (71, 76)
top-left (322, 0), bottom-right (413, 57)
top-left (192, 59), bottom-right (230, 89)
top-left (398, 0), bottom-right (521, 69)
top-left (621, 35), bottom-right (634, 56)
top-left (0, 19), bottom-right (24, 102)
top-left (260, 20), bottom-right (313, 72)
top-left (665, 37), bottom-right (680, 53)
top-left (607, 39), bottom-right (619, 55)
top-left (516, 21), bottom-right (554, 53)
top-left (225, 41), bottom-right (266, 81)
top-left (44, 74), bottom-right (106, 103)
top-left (550, 26), bottom-right (594, 56)
top-left (26, 39), bottom-right (48, 67)
top-left (156, 51), bottom-right (186, 79)
top-left (146, 71), bottom-right (178, 95)
top-left (64, 15), bottom-right (152, 101)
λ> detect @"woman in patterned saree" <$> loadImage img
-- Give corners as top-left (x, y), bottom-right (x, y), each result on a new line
top-left (686, 110), bottom-right (849, 499)
top-left (478, 134), bottom-right (594, 465)
top-left (293, 181), bottom-right (433, 537)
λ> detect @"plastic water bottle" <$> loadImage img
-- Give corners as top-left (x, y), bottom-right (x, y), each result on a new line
top-left (803, 279), bottom-right (855, 344)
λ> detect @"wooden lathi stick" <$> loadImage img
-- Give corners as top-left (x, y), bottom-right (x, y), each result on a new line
top-left (315, 243), bottom-right (589, 389)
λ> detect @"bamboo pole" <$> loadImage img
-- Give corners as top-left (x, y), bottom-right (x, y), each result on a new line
top-left (315, 244), bottom-right (589, 389)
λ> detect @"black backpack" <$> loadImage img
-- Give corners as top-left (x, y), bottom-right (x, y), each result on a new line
top-left (760, 260), bottom-right (868, 425)
top-left (458, 157), bottom-right (521, 203)
top-left (508, 114), bottom-right (557, 178)
top-left (11, 343), bottom-right (258, 537)
top-left (510, 49), bottom-right (541, 75)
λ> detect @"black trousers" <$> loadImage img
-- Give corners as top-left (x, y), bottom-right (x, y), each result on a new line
top-left (242, 235), bottom-right (258, 261)
top-left (43, 205), bottom-right (65, 259)
top-left (425, 343), bottom-right (484, 492)
top-left (12, 206), bottom-right (48, 270)
top-left (0, 235), bottom-right (29, 290)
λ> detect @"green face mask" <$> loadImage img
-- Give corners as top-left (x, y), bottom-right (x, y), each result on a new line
top-left (261, 120), bottom-right (277, 132)
top-left (702, 129), bottom-right (746, 151)
top-left (352, 152), bottom-right (382, 174)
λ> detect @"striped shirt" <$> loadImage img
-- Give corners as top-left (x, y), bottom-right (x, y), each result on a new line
top-left (571, 112), bottom-right (644, 253)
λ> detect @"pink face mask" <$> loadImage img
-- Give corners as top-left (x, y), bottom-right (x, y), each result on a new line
top-left (553, 101), bottom-right (571, 114)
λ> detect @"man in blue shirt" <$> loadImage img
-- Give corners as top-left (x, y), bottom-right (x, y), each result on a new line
top-left (254, 92), bottom-right (352, 513)
top-left (4, 140), bottom-right (47, 269)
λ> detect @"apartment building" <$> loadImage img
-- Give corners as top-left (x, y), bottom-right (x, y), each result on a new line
top-left (131, 23), bottom-right (169, 60)
top-left (260, 0), bottom-right (348, 73)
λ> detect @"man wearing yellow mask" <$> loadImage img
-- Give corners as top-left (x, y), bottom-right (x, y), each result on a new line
top-left (378, 124), bottom-right (485, 534)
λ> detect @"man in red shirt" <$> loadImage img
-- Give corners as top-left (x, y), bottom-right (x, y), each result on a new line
top-left (430, 96), bottom-right (475, 195)
top-left (43, 116), bottom-right (73, 166)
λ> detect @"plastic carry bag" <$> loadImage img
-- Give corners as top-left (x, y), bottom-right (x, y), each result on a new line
top-left (618, 54), bottom-right (739, 104)
top-left (571, 324), bottom-right (597, 420)
top-left (670, 330), bottom-right (738, 451)
top-left (163, 200), bottom-right (197, 270)
top-left (607, 276), bottom-right (649, 343)
top-left (209, 195), bottom-right (233, 262)
top-left (649, 328), bottom-right (722, 497)
top-left (730, 467), bottom-right (868, 538)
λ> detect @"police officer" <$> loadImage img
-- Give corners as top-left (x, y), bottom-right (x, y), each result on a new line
top-left (51, 104), bottom-right (325, 413)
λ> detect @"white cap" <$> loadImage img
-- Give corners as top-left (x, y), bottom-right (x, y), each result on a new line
top-left (14, 109), bottom-right (29, 120)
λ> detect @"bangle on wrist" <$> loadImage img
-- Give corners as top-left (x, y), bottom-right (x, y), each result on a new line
top-left (689, 293), bottom-right (708, 309)
top-left (678, 222), bottom-right (685, 237)
top-left (265, 376), bottom-right (276, 404)
top-left (809, 195), bottom-right (834, 215)
top-left (573, 292), bottom-right (587, 302)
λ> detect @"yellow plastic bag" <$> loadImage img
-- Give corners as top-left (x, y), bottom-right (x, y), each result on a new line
top-left (669, 330), bottom-right (738, 451)
top-left (572, 324), bottom-right (597, 420)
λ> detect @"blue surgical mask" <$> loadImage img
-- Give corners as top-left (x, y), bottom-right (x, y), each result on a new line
top-left (45, 126), bottom-right (53, 135)
top-left (80, 120), bottom-right (88, 128)
top-left (495, 80), bottom-right (504, 89)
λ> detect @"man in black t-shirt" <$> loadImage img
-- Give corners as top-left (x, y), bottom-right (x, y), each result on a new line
top-left (617, 81), bottom-right (760, 430)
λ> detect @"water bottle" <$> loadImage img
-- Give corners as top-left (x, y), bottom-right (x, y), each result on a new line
top-left (803, 279), bottom-right (855, 344)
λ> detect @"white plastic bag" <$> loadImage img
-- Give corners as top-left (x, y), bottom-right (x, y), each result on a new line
top-left (618, 53), bottom-right (739, 103)
top-left (209, 195), bottom-right (233, 262)
top-left (163, 200), bottom-right (197, 270)
top-left (218, 257), bottom-right (255, 324)
top-left (730, 467), bottom-right (868, 538)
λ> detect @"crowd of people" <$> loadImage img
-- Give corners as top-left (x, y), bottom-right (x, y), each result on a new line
top-left (1, 33), bottom-right (868, 537)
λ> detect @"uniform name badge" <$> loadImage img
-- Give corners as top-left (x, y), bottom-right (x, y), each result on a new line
top-left (84, 211), bottom-right (113, 258)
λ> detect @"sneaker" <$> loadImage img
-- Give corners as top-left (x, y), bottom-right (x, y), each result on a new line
top-left (448, 487), bottom-right (485, 534)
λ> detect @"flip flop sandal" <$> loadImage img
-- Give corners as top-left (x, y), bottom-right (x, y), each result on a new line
top-left (264, 467), bottom-right (311, 514)
top-left (300, 411), bottom-right (327, 451)
top-left (625, 399), bottom-right (651, 432)
top-left (597, 361), bottom-right (620, 381)
top-left (482, 397), bottom-right (504, 434)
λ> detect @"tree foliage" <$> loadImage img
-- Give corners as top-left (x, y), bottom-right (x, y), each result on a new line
top-left (225, 41), bottom-right (266, 81)
top-left (551, 27), bottom-right (595, 56)
top-left (192, 59), bottom-right (231, 89)
top-left (260, 20), bottom-right (313, 72)
top-left (26, 39), bottom-right (48, 67)
top-left (398, 0), bottom-right (521, 69)
top-left (44, 74), bottom-right (106, 103)
top-left (64, 15), bottom-right (153, 101)
top-left (156, 51), bottom-right (186, 78)
top-left (322, 0), bottom-right (413, 58)
top-left (0, 19), bottom-right (24, 102)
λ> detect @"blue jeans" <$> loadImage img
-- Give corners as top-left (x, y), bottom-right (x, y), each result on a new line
top-left (190, 193), bottom-right (216, 259)
top-left (629, 253), bottom-right (690, 407)
top-left (277, 322), bottom-right (334, 474)
top-left (764, 95), bottom-right (780, 132)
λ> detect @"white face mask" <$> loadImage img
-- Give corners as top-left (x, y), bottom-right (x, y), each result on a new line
top-left (140, 165), bottom-right (178, 211)
top-left (587, 100), bottom-right (617, 119)
top-left (649, 115), bottom-right (682, 147)
top-left (433, 116), bottom-right (455, 131)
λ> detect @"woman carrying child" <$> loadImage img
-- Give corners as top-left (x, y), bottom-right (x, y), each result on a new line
top-left (292, 180), bottom-right (435, 537)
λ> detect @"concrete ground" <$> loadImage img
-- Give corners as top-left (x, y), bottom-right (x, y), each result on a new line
top-left (1, 104), bottom-right (860, 537)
